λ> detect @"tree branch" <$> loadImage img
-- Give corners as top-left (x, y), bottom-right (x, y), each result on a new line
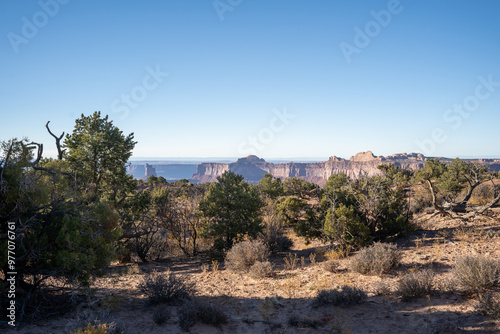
top-left (46, 121), bottom-right (65, 160)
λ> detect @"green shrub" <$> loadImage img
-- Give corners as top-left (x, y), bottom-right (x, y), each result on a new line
top-left (350, 242), bottom-right (400, 276)
top-left (139, 270), bottom-right (194, 304)
top-left (453, 255), bottom-right (500, 292)
top-left (397, 270), bottom-right (434, 301)
top-left (225, 240), bottom-right (270, 272)
top-left (312, 286), bottom-right (366, 308)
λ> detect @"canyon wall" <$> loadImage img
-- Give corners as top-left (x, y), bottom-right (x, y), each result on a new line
top-left (190, 151), bottom-right (429, 186)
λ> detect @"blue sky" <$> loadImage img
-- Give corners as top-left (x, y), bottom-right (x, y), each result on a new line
top-left (1, 0), bottom-right (499, 159)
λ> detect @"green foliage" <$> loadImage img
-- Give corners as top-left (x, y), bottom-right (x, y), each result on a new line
top-left (283, 176), bottom-right (317, 198)
top-left (63, 111), bottom-right (136, 204)
top-left (321, 172), bottom-right (412, 248)
top-left (199, 171), bottom-right (264, 252)
top-left (258, 173), bottom-right (284, 199)
top-left (276, 196), bottom-right (307, 226)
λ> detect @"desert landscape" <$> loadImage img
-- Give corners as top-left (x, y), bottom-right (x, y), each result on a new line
top-left (7, 211), bottom-right (500, 334)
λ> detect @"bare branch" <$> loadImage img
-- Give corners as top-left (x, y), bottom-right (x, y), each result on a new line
top-left (45, 121), bottom-right (65, 160)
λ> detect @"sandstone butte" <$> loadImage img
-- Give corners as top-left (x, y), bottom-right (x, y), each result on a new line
top-left (190, 151), bottom-right (500, 186)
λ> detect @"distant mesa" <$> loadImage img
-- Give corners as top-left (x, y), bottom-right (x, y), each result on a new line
top-left (141, 163), bottom-right (157, 181)
top-left (190, 151), bottom-right (430, 186)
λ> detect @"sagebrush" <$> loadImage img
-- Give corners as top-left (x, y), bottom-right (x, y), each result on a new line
top-left (397, 270), bottom-right (434, 301)
top-left (225, 240), bottom-right (270, 272)
top-left (350, 242), bottom-right (400, 276)
top-left (312, 286), bottom-right (366, 308)
top-left (138, 270), bottom-right (194, 304)
top-left (453, 255), bottom-right (500, 292)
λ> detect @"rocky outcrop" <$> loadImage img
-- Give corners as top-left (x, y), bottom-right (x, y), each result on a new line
top-left (190, 151), bottom-right (427, 186)
top-left (141, 163), bottom-right (157, 181)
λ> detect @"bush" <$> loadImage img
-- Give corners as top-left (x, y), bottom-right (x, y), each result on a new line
top-left (71, 324), bottom-right (109, 334)
top-left (225, 240), bottom-right (270, 272)
top-left (139, 270), bottom-right (194, 304)
top-left (250, 261), bottom-right (274, 279)
top-left (66, 308), bottom-right (125, 334)
top-left (350, 243), bottom-right (400, 276)
top-left (287, 315), bottom-right (322, 328)
top-left (153, 307), bottom-right (170, 325)
top-left (410, 186), bottom-right (434, 214)
top-left (322, 260), bottom-right (339, 273)
top-left (477, 293), bottom-right (500, 319)
top-left (178, 300), bottom-right (228, 331)
top-left (453, 255), bottom-right (500, 292)
top-left (397, 270), bottom-right (434, 301)
top-left (312, 286), bottom-right (366, 308)
top-left (261, 230), bottom-right (293, 253)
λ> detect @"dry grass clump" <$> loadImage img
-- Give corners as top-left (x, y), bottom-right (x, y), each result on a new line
top-left (138, 270), bottom-right (194, 305)
top-left (312, 286), bottom-right (366, 308)
top-left (477, 293), bottom-right (500, 319)
top-left (350, 242), bottom-right (401, 276)
top-left (70, 324), bottom-right (109, 334)
top-left (178, 300), bottom-right (228, 331)
top-left (225, 240), bottom-right (270, 272)
top-left (453, 255), bottom-right (500, 292)
top-left (66, 308), bottom-right (125, 334)
top-left (250, 261), bottom-right (274, 278)
top-left (322, 260), bottom-right (339, 273)
top-left (397, 270), bottom-right (434, 301)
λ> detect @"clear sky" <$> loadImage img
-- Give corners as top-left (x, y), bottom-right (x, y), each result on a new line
top-left (1, 0), bottom-right (499, 160)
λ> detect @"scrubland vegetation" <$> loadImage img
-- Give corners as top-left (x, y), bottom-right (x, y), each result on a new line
top-left (2, 112), bottom-right (500, 332)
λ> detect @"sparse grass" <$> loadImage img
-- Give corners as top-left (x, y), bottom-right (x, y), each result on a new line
top-left (178, 300), bottom-right (228, 331)
top-left (453, 255), bottom-right (500, 292)
top-left (211, 260), bottom-right (220, 272)
top-left (397, 270), bottom-right (434, 301)
top-left (309, 252), bottom-right (317, 265)
top-left (139, 270), bottom-right (194, 305)
top-left (258, 297), bottom-right (277, 321)
top-left (250, 260), bottom-right (274, 279)
top-left (284, 253), bottom-right (299, 271)
top-left (350, 242), bottom-right (401, 276)
top-left (325, 246), bottom-right (349, 260)
top-left (70, 324), bottom-right (109, 334)
top-left (312, 286), bottom-right (366, 308)
top-left (477, 292), bottom-right (500, 319)
top-left (225, 240), bottom-right (270, 272)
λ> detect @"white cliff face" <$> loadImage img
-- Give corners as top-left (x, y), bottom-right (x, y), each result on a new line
top-left (190, 152), bottom-right (499, 186)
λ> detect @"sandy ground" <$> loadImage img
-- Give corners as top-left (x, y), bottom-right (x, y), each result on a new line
top-left (4, 213), bottom-right (500, 333)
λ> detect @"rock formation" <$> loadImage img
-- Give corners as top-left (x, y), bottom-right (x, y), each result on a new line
top-left (142, 163), bottom-right (157, 181)
top-left (190, 151), bottom-right (428, 186)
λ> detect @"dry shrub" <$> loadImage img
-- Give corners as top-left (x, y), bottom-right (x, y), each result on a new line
top-left (373, 280), bottom-right (392, 296)
top-left (397, 270), bottom-right (434, 301)
top-left (287, 314), bottom-right (322, 328)
top-left (410, 185), bottom-right (434, 214)
top-left (453, 255), bottom-right (500, 292)
top-left (312, 286), bottom-right (366, 308)
top-left (469, 183), bottom-right (495, 205)
top-left (350, 242), bottom-right (400, 276)
top-left (178, 300), bottom-right (228, 331)
top-left (225, 240), bottom-right (270, 272)
top-left (477, 293), bottom-right (500, 319)
top-left (251, 261), bottom-right (274, 279)
top-left (139, 270), bottom-right (194, 305)
top-left (70, 324), bottom-right (109, 334)
top-left (153, 307), bottom-right (170, 325)
top-left (322, 260), bottom-right (339, 273)
top-left (66, 308), bottom-right (125, 334)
